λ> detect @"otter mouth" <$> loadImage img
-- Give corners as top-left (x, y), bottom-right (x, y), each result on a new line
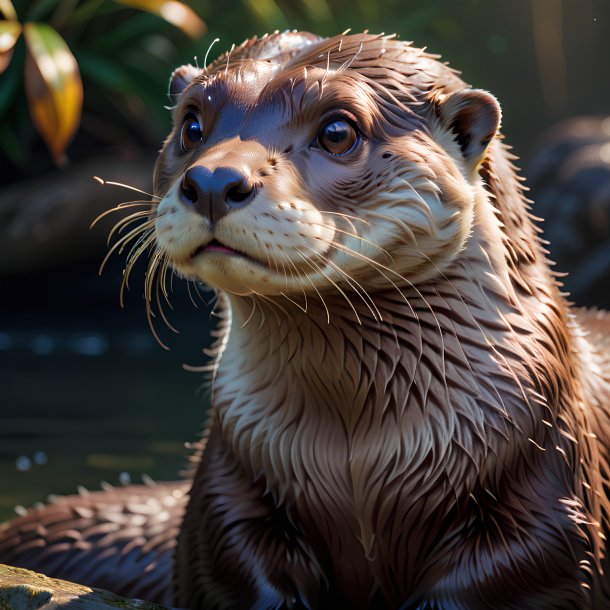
top-left (189, 239), bottom-right (261, 266)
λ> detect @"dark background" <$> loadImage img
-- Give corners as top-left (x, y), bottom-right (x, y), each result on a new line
top-left (1, 0), bottom-right (609, 520)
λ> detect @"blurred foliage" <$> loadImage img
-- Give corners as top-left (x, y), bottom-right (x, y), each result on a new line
top-left (0, 0), bottom-right (452, 177)
top-left (22, 21), bottom-right (84, 165)
top-left (0, 0), bottom-right (205, 168)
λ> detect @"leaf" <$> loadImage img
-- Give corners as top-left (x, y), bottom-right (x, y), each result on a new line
top-left (114, 0), bottom-right (206, 38)
top-left (23, 22), bottom-right (83, 164)
top-left (0, 0), bottom-right (17, 20)
top-left (0, 20), bottom-right (20, 74)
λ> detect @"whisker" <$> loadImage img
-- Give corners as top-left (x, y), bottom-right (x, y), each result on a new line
top-left (315, 210), bottom-right (370, 226)
top-left (98, 223), bottom-right (152, 275)
top-left (107, 214), bottom-right (155, 246)
top-left (225, 43), bottom-right (235, 75)
top-left (153, 260), bottom-right (179, 335)
top-left (90, 201), bottom-right (156, 230)
top-left (276, 250), bottom-right (290, 292)
top-left (193, 281), bottom-right (212, 307)
top-left (143, 251), bottom-right (171, 350)
top-left (255, 291), bottom-right (293, 322)
top-left (305, 220), bottom-right (395, 264)
top-left (280, 252), bottom-right (308, 314)
top-left (300, 243), bottom-right (382, 323)
top-left (94, 176), bottom-right (160, 200)
top-left (411, 245), bottom-right (529, 412)
top-left (241, 296), bottom-right (258, 328)
top-left (186, 279), bottom-right (200, 309)
top-left (317, 211), bottom-right (358, 235)
top-left (159, 258), bottom-right (174, 307)
top-left (253, 234), bottom-right (274, 271)
top-left (296, 250), bottom-right (361, 325)
top-left (325, 240), bottom-right (418, 321)
top-left (120, 231), bottom-right (157, 306)
top-left (292, 260), bottom-right (330, 324)
top-left (204, 37), bottom-right (220, 72)
top-left (250, 293), bottom-right (266, 331)
top-left (280, 291), bottom-right (308, 314)
top-left (327, 239), bottom-right (448, 391)
top-left (269, 246), bottom-right (283, 280)
top-left (121, 227), bottom-right (155, 269)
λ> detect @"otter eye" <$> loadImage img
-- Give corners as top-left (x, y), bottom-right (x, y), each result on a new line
top-left (180, 114), bottom-right (203, 152)
top-left (317, 119), bottom-right (358, 156)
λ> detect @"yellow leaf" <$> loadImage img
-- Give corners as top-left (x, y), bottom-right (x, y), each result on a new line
top-left (23, 22), bottom-right (83, 165)
top-left (0, 20), bottom-right (20, 74)
top-left (115, 0), bottom-right (206, 38)
top-left (0, 0), bottom-right (17, 20)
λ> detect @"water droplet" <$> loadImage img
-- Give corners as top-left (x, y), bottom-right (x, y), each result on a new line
top-left (16, 456), bottom-right (32, 472)
top-left (31, 335), bottom-right (54, 355)
top-left (69, 334), bottom-right (108, 356)
top-left (119, 471), bottom-right (131, 485)
top-left (33, 451), bottom-right (48, 465)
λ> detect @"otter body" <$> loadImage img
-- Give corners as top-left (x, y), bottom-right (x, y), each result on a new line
top-left (2, 32), bottom-right (610, 610)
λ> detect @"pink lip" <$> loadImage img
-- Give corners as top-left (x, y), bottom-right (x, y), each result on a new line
top-left (190, 239), bottom-right (243, 260)
top-left (202, 243), bottom-right (236, 254)
top-left (189, 240), bottom-right (266, 269)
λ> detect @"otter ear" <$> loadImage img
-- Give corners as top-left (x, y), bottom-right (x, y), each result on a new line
top-left (168, 64), bottom-right (201, 98)
top-left (437, 89), bottom-right (501, 173)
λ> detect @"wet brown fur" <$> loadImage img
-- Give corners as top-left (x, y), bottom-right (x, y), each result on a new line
top-left (2, 31), bottom-right (610, 610)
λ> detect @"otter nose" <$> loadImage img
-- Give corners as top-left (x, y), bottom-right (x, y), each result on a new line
top-left (180, 166), bottom-right (257, 223)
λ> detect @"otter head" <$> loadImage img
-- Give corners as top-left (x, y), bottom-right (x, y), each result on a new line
top-left (153, 33), bottom-right (501, 298)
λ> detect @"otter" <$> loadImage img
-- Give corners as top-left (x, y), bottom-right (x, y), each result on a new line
top-left (2, 31), bottom-right (610, 610)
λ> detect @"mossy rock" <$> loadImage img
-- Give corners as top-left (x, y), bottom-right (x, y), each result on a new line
top-left (0, 564), bottom-right (172, 610)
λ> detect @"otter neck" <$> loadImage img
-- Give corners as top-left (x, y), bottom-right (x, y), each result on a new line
top-left (211, 185), bottom-right (575, 504)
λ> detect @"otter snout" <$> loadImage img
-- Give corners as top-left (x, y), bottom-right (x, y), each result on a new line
top-left (180, 165), bottom-right (258, 224)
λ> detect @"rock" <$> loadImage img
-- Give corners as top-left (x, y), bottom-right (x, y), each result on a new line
top-left (0, 564), bottom-right (172, 610)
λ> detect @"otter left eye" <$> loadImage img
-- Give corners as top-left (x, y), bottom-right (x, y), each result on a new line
top-left (180, 114), bottom-right (203, 152)
top-left (317, 119), bottom-right (358, 156)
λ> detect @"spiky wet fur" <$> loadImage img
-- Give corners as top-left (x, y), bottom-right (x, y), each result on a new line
top-left (1, 31), bottom-right (610, 610)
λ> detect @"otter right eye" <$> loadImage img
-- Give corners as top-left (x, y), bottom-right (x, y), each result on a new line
top-left (317, 118), bottom-right (358, 156)
top-left (180, 114), bottom-right (203, 152)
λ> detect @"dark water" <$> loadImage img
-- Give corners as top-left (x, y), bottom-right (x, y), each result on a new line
top-left (0, 257), bottom-right (215, 523)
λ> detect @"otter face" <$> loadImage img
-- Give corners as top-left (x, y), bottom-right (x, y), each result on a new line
top-left (153, 34), bottom-right (501, 297)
